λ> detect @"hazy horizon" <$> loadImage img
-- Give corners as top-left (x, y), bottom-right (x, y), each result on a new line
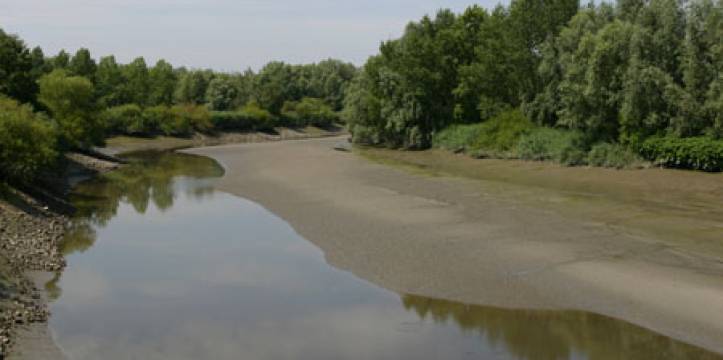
top-left (2, 0), bottom-right (507, 72)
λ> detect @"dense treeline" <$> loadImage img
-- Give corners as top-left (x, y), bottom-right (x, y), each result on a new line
top-left (2, 0), bottom-right (722, 183)
top-left (344, 0), bottom-right (722, 170)
top-left (0, 27), bottom-right (355, 183)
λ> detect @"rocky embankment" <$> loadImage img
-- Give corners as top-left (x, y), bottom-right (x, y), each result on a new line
top-left (0, 197), bottom-right (67, 357)
top-left (0, 152), bottom-right (120, 359)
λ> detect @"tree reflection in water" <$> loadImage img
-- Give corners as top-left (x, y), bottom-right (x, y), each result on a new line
top-left (401, 294), bottom-right (721, 360)
top-left (60, 151), bottom-right (224, 257)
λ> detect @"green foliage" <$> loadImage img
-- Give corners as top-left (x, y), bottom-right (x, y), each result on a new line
top-left (148, 60), bottom-right (177, 106)
top-left (345, 0), bottom-right (579, 148)
top-left (102, 104), bottom-right (155, 136)
top-left (122, 57), bottom-right (151, 106)
top-left (639, 136), bottom-right (723, 171)
top-left (52, 50), bottom-right (70, 70)
top-left (174, 70), bottom-right (212, 105)
top-left (303, 59), bottom-right (357, 111)
top-left (235, 102), bottom-right (275, 131)
top-left (468, 110), bottom-right (535, 155)
top-left (527, 0), bottom-right (720, 144)
top-left (205, 77), bottom-right (238, 111)
top-left (433, 123), bottom-right (485, 151)
top-left (69, 48), bottom-right (97, 80)
top-left (281, 97), bottom-right (337, 127)
top-left (210, 108), bottom-right (275, 132)
top-left (0, 28), bottom-right (36, 103)
top-left (167, 104), bottom-right (212, 137)
top-left (0, 97), bottom-right (58, 183)
top-left (142, 106), bottom-right (176, 134)
top-left (252, 62), bottom-right (301, 115)
top-left (587, 143), bottom-right (644, 168)
top-left (435, 110), bottom-right (540, 158)
top-left (38, 70), bottom-right (101, 149)
top-left (515, 127), bottom-right (587, 165)
top-left (95, 56), bottom-right (126, 107)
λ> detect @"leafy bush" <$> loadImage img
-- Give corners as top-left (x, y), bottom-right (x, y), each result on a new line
top-left (433, 123), bottom-right (485, 151)
top-left (282, 97), bottom-right (338, 127)
top-left (211, 111), bottom-right (255, 131)
top-left (639, 136), bottom-right (723, 172)
top-left (239, 102), bottom-right (275, 131)
top-left (587, 143), bottom-right (644, 169)
top-left (0, 97), bottom-right (58, 183)
top-left (164, 104), bottom-right (211, 137)
top-left (142, 105), bottom-right (175, 133)
top-left (211, 103), bottom-right (276, 132)
top-left (469, 110), bottom-right (535, 155)
top-left (102, 104), bottom-right (154, 136)
top-left (515, 127), bottom-right (586, 165)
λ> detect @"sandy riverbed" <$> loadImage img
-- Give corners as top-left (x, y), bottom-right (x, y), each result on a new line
top-left (187, 136), bottom-right (723, 354)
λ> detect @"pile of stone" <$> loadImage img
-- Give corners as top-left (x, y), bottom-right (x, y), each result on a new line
top-left (0, 212), bottom-right (67, 272)
top-left (0, 193), bottom-right (68, 358)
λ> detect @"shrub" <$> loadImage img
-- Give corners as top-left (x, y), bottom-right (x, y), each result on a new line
top-left (469, 110), bottom-right (535, 155)
top-left (296, 98), bottom-right (338, 127)
top-left (239, 102), bottom-right (275, 131)
top-left (211, 103), bottom-right (276, 132)
top-left (639, 136), bottom-right (723, 172)
top-left (165, 104), bottom-right (211, 137)
top-left (433, 123), bottom-right (485, 151)
top-left (516, 127), bottom-right (586, 165)
top-left (102, 104), bottom-right (154, 136)
top-left (0, 97), bottom-right (58, 183)
top-left (143, 105), bottom-right (175, 134)
top-left (211, 111), bottom-right (253, 131)
top-left (587, 143), bottom-right (644, 169)
top-left (282, 97), bottom-right (337, 127)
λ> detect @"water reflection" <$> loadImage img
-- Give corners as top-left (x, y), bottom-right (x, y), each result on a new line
top-left (61, 152), bottom-right (223, 256)
top-left (401, 295), bottom-right (722, 360)
top-left (48, 152), bottom-right (721, 360)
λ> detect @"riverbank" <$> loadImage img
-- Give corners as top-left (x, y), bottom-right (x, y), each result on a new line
top-left (187, 136), bottom-right (723, 354)
top-left (101, 125), bottom-right (345, 156)
top-left (0, 128), bottom-right (343, 359)
top-left (0, 153), bottom-right (119, 359)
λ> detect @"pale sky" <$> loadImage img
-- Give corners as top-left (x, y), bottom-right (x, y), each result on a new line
top-left (1, 0), bottom-right (507, 71)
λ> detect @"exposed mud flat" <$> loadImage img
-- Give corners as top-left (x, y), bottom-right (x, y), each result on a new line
top-left (188, 137), bottom-right (723, 355)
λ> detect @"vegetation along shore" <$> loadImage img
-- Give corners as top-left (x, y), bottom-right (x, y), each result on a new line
top-left (0, 0), bottom-right (721, 358)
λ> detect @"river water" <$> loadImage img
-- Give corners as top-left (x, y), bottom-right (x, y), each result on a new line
top-left (48, 151), bottom-right (721, 360)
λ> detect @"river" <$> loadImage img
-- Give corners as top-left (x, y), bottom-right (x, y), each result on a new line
top-left (47, 151), bottom-right (721, 359)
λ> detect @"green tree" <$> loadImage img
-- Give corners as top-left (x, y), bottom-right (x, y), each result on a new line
top-left (252, 62), bottom-right (301, 114)
top-left (52, 50), bottom-right (70, 69)
top-left (29, 47), bottom-right (52, 82)
top-left (205, 76), bottom-right (238, 111)
top-left (174, 70), bottom-right (212, 104)
top-left (122, 57), bottom-right (150, 106)
top-left (0, 28), bottom-right (36, 103)
top-left (304, 59), bottom-right (357, 111)
top-left (148, 59), bottom-right (176, 106)
top-left (69, 48), bottom-right (97, 81)
top-left (38, 70), bottom-right (101, 149)
top-left (0, 96), bottom-right (58, 183)
top-left (682, 0), bottom-right (722, 137)
top-left (95, 56), bottom-right (127, 107)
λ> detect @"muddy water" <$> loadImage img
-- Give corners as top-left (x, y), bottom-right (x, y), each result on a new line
top-left (48, 152), bottom-right (721, 360)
